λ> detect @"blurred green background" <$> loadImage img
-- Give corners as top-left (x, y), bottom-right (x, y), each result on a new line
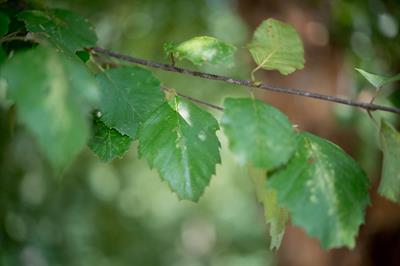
top-left (1, 0), bottom-right (400, 265)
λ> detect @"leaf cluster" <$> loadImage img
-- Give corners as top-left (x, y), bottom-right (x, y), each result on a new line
top-left (0, 5), bottom-right (399, 251)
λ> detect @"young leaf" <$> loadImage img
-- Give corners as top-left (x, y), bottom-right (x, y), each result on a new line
top-left (163, 41), bottom-right (175, 55)
top-left (248, 18), bottom-right (305, 75)
top-left (249, 167), bottom-right (288, 250)
top-left (221, 98), bottom-right (297, 170)
top-left (173, 36), bottom-right (236, 66)
top-left (0, 11), bottom-right (9, 37)
top-left (88, 117), bottom-right (132, 162)
top-left (378, 119), bottom-right (400, 203)
top-left (0, 46), bottom-right (99, 170)
top-left (96, 66), bottom-right (164, 138)
top-left (138, 97), bottom-right (221, 201)
top-left (355, 68), bottom-right (400, 89)
top-left (18, 9), bottom-right (97, 53)
top-left (269, 132), bottom-right (370, 249)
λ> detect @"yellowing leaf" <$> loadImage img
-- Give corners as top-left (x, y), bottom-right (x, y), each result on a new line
top-left (248, 18), bottom-right (304, 75)
top-left (378, 119), bottom-right (400, 203)
top-left (249, 167), bottom-right (288, 250)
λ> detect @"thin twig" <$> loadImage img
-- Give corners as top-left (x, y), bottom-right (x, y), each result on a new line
top-left (0, 32), bottom-right (34, 44)
top-left (176, 92), bottom-right (223, 111)
top-left (91, 52), bottom-right (223, 111)
top-left (92, 46), bottom-right (400, 115)
top-left (161, 87), bottom-right (223, 111)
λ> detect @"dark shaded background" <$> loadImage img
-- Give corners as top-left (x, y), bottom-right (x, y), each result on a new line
top-left (0, 0), bottom-right (400, 265)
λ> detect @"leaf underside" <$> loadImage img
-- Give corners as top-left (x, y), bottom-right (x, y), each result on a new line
top-left (355, 68), bottom-right (400, 89)
top-left (89, 117), bottom-right (132, 162)
top-left (248, 18), bottom-right (305, 75)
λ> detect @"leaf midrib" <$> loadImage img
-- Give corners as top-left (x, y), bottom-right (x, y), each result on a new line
top-left (174, 99), bottom-right (192, 196)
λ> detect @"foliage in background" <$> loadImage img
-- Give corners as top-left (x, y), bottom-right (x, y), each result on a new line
top-left (0, 0), bottom-right (400, 265)
top-left (0, 1), bottom-right (273, 265)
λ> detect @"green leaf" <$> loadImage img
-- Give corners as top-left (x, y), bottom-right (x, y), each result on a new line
top-left (248, 18), bottom-right (304, 75)
top-left (378, 119), bottom-right (400, 203)
top-left (76, 50), bottom-right (90, 63)
top-left (0, 45), bottom-right (6, 64)
top-left (221, 98), bottom-right (297, 169)
top-left (0, 45), bottom-right (99, 170)
top-left (138, 97), bottom-right (221, 201)
top-left (389, 89), bottom-right (400, 108)
top-left (18, 9), bottom-right (97, 53)
top-left (0, 11), bottom-right (9, 37)
top-left (88, 116), bottom-right (132, 162)
top-left (249, 167), bottom-right (288, 250)
top-left (355, 68), bottom-right (400, 89)
top-left (269, 132), bottom-right (370, 248)
top-left (174, 36), bottom-right (236, 66)
top-left (163, 41), bottom-right (175, 55)
top-left (96, 66), bottom-right (164, 138)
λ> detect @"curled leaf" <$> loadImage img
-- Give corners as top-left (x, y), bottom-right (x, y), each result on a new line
top-left (355, 68), bottom-right (400, 89)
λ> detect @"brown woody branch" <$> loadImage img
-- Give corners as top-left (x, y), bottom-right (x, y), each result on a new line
top-left (92, 46), bottom-right (400, 115)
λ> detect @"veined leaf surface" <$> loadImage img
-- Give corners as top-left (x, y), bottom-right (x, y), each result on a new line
top-left (248, 18), bottom-right (304, 75)
top-left (138, 97), bottom-right (220, 201)
top-left (269, 132), bottom-right (370, 248)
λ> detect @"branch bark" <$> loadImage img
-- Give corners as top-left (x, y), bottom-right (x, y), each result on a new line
top-left (92, 47), bottom-right (400, 115)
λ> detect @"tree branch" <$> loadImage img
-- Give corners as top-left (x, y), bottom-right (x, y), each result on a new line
top-left (92, 52), bottom-right (223, 111)
top-left (161, 87), bottom-right (223, 111)
top-left (92, 47), bottom-right (400, 115)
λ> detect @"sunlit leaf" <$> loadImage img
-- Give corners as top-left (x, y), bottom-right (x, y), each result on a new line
top-left (249, 167), bottom-right (288, 250)
top-left (248, 18), bottom-right (304, 75)
top-left (269, 132), bottom-right (370, 248)
top-left (174, 36), bottom-right (236, 66)
top-left (0, 45), bottom-right (99, 170)
top-left (221, 98), bottom-right (297, 169)
top-left (378, 119), bottom-right (400, 203)
top-left (355, 68), bottom-right (400, 89)
top-left (138, 97), bottom-right (221, 201)
top-left (0, 11), bottom-right (9, 37)
top-left (18, 9), bottom-right (97, 53)
top-left (88, 117), bottom-right (132, 162)
top-left (96, 66), bottom-right (164, 138)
